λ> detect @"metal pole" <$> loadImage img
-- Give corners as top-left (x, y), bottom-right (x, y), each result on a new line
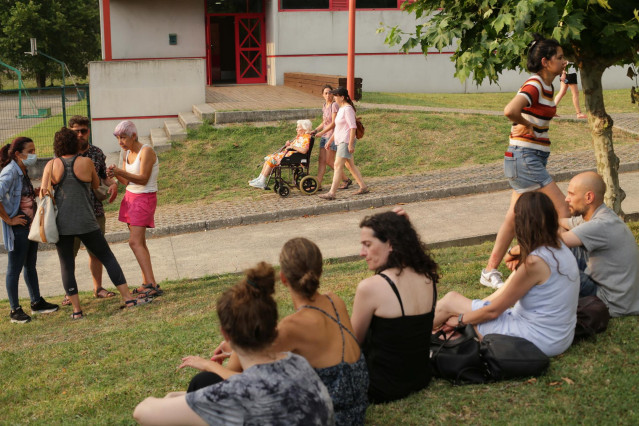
top-left (347, 0), bottom-right (356, 100)
top-left (36, 51), bottom-right (67, 125)
top-left (0, 60), bottom-right (24, 117)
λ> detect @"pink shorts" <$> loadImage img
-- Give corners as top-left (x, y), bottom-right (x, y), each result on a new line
top-left (119, 191), bottom-right (157, 228)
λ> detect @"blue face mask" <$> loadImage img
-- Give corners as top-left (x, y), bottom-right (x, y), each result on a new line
top-left (22, 153), bottom-right (37, 167)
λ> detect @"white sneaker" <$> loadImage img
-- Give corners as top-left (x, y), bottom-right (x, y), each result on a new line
top-left (248, 177), bottom-right (260, 184)
top-left (480, 269), bottom-right (504, 289)
top-left (249, 180), bottom-right (266, 189)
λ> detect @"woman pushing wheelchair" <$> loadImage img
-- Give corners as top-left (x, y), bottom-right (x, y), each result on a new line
top-left (248, 120), bottom-right (312, 189)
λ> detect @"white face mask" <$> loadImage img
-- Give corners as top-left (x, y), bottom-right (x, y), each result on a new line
top-left (22, 153), bottom-right (37, 167)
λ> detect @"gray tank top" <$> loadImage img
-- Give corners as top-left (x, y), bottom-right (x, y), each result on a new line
top-left (54, 156), bottom-right (99, 235)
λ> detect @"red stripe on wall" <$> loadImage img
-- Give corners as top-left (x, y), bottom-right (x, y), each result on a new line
top-left (103, 0), bottom-right (112, 61)
top-left (109, 57), bottom-right (207, 61)
top-left (266, 51), bottom-right (454, 58)
top-left (92, 115), bottom-right (178, 121)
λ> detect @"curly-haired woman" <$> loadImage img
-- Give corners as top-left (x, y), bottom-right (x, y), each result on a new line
top-left (351, 211), bottom-right (438, 403)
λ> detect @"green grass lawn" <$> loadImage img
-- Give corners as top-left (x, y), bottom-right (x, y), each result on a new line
top-left (3, 99), bottom-right (89, 157)
top-left (100, 109), bottom-right (638, 212)
top-left (363, 89), bottom-right (638, 115)
top-left (2, 222), bottom-right (638, 424)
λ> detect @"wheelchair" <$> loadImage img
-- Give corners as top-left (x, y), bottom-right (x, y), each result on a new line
top-left (265, 136), bottom-right (319, 197)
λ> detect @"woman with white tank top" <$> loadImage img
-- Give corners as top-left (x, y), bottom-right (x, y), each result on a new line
top-left (107, 120), bottom-right (162, 298)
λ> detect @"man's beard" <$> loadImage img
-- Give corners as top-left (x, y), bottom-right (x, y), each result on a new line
top-left (80, 141), bottom-right (89, 151)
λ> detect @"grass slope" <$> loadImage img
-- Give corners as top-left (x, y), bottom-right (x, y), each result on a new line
top-left (2, 222), bottom-right (638, 424)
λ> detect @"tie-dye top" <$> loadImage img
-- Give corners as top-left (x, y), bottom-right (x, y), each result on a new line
top-left (186, 352), bottom-right (335, 425)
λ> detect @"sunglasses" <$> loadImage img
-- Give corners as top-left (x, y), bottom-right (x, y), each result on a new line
top-left (73, 128), bottom-right (89, 135)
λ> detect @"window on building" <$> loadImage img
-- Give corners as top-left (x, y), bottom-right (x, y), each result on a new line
top-left (207, 0), bottom-right (264, 14)
top-left (281, 0), bottom-right (329, 9)
top-left (356, 0), bottom-right (397, 8)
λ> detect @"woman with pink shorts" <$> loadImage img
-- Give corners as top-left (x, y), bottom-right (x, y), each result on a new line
top-left (108, 120), bottom-right (162, 298)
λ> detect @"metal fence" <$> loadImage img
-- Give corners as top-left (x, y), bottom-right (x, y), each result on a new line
top-left (0, 85), bottom-right (90, 157)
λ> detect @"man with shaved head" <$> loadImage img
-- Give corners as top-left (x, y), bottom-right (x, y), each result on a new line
top-left (560, 171), bottom-right (639, 317)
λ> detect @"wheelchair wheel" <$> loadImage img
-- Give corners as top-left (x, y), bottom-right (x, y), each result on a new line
top-left (278, 184), bottom-right (290, 197)
top-left (295, 170), bottom-right (306, 188)
top-left (273, 181), bottom-right (280, 193)
top-left (299, 176), bottom-right (318, 195)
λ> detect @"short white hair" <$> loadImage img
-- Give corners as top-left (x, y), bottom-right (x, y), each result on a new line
top-left (296, 119), bottom-right (313, 132)
top-left (113, 120), bottom-right (138, 137)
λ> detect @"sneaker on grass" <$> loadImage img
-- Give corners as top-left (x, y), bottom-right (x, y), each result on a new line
top-left (31, 297), bottom-right (60, 314)
top-left (480, 268), bottom-right (504, 289)
top-left (10, 307), bottom-right (31, 324)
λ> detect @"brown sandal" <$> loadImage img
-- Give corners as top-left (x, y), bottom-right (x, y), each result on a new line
top-left (94, 287), bottom-right (116, 299)
top-left (62, 295), bottom-right (72, 306)
top-left (338, 178), bottom-right (352, 190)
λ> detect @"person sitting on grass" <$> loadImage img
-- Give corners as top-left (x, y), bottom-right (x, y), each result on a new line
top-left (181, 238), bottom-right (368, 425)
top-left (350, 211), bottom-right (438, 404)
top-left (133, 261), bottom-right (335, 425)
top-left (248, 119), bottom-right (312, 189)
top-left (434, 192), bottom-right (579, 357)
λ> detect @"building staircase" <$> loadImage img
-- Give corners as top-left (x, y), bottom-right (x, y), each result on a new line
top-left (146, 103), bottom-right (216, 152)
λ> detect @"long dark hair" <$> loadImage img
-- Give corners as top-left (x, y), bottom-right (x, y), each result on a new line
top-left (359, 211), bottom-right (439, 284)
top-left (216, 262), bottom-right (278, 352)
top-left (527, 34), bottom-right (560, 73)
top-left (0, 137), bottom-right (33, 168)
top-left (514, 192), bottom-right (561, 270)
top-left (332, 87), bottom-right (356, 112)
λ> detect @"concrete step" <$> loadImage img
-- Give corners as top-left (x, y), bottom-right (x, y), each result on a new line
top-left (163, 118), bottom-right (187, 141)
top-left (150, 127), bottom-right (172, 153)
top-left (178, 111), bottom-right (203, 130)
top-left (193, 103), bottom-right (216, 122)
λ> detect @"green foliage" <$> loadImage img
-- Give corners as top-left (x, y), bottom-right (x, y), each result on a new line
top-left (0, 0), bottom-right (100, 86)
top-left (381, 0), bottom-right (639, 85)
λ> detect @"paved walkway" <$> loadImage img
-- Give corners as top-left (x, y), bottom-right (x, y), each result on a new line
top-left (2, 103), bottom-right (638, 301)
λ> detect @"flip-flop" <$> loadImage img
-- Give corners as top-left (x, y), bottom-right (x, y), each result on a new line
top-left (338, 178), bottom-right (352, 190)
top-left (94, 287), bottom-right (116, 299)
top-left (318, 193), bottom-right (336, 200)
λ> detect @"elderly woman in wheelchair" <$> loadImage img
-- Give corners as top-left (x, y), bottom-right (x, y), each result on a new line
top-left (249, 120), bottom-right (312, 190)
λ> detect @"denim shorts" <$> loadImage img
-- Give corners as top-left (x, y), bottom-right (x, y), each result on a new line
top-left (336, 141), bottom-right (356, 159)
top-left (504, 146), bottom-right (553, 193)
top-left (319, 137), bottom-right (337, 151)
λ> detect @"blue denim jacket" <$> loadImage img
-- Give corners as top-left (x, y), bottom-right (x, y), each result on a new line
top-left (0, 160), bottom-right (25, 251)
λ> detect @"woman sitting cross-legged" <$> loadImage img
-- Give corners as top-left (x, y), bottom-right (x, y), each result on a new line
top-left (248, 119), bottom-right (312, 189)
top-left (351, 211), bottom-right (438, 404)
top-left (433, 191), bottom-right (580, 357)
top-left (184, 238), bottom-right (368, 425)
top-left (133, 261), bottom-right (335, 425)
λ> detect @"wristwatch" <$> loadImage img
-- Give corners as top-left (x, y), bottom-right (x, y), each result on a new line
top-left (457, 313), bottom-right (465, 327)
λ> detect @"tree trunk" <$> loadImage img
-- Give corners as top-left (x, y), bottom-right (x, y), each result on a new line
top-left (36, 72), bottom-right (46, 89)
top-left (579, 64), bottom-right (625, 217)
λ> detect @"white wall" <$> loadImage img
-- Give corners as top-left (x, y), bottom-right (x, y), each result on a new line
top-left (88, 59), bottom-right (206, 152)
top-left (109, 0), bottom-right (205, 59)
top-left (267, 8), bottom-right (630, 93)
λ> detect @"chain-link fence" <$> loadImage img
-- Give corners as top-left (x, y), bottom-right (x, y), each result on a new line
top-left (0, 85), bottom-right (90, 157)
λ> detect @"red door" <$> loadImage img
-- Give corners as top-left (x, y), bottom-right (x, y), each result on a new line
top-left (235, 14), bottom-right (266, 84)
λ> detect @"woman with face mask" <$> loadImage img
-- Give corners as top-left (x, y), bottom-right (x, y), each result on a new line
top-left (0, 137), bottom-right (59, 324)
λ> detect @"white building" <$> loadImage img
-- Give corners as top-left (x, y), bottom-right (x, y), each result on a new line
top-left (91, 0), bottom-right (627, 152)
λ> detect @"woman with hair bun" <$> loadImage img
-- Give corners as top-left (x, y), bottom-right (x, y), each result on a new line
top-left (134, 261), bottom-right (335, 425)
top-left (352, 210), bottom-right (438, 403)
top-left (0, 137), bottom-right (59, 323)
top-left (480, 35), bottom-right (570, 289)
top-left (186, 239), bottom-right (368, 425)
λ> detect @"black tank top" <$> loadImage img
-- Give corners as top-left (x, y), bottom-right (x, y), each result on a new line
top-left (54, 156), bottom-right (99, 235)
top-left (362, 273), bottom-right (437, 404)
